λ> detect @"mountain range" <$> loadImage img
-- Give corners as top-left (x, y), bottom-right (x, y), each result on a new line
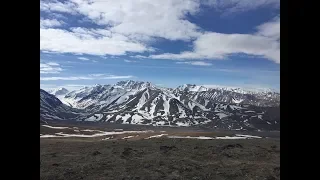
top-left (40, 80), bottom-right (280, 131)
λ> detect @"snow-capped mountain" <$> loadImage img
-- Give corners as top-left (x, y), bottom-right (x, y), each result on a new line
top-left (48, 87), bottom-right (69, 96)
top-left (174, 84), bottom-right (280, 107)
top-left (40, 80), bottom-right (280, 131)
top-left (176, 84), bottom-right (208, 92)
top-left (61, 81), bottom-right (155, 109)
top-left (40, 89), bottom-right (84, 121)
top-left (114, 80), bottom-right (154, 90)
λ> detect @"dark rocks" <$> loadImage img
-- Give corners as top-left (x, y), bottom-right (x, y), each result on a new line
top-left (160, 145), bottom-right (177, 153)
top-left (122, 147), bottom-right (134, 157)
top-left (222, 144), bottom-right (243, 150)
top-left (273, 167), bottom-right (280, 177)
top-left (92, 151), bottom-right (101, 156)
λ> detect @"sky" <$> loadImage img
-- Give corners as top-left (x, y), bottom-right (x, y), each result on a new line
top-left (40, 0), bottom-right (280, 92)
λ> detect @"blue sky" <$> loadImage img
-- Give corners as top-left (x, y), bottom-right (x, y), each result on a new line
top-left (40, 0), bottom-right (280, 92)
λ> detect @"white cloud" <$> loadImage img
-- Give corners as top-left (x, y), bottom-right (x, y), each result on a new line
top-left (40, 62), bottom-right (63, 74)
top-left (255, 16), bottom-right (280, 40)
top-left (40, 0), bottom-right (202, 42)
top-left (40, 18), bottom-right (64, 28)
top-left (78, 57), bottom-right (90, 61)
top-left (40, 0), bottom-right (77, 14)
top-left (89, 74), bottom-right (105, 77)
top-left (40, 74), bottom-right (134, 81)
top-left (149, 17), bottom-right (280, 63)
top-left (46, 62), bottom-right (60, 66)
top-left (40, 0), bottom-right (280, 63)
top-left (131, 55), bottom-right (148, 59)
top-left (176, 61), bottom-right (212, 66)
top-left (40, 28), bottom-right (150, 56)
top-left (124, 60), bottom-right (137, 63)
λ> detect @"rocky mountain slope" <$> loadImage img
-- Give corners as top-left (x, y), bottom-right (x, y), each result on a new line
top-left (41, 81), bottom-right (280, 131)
top-left (40, 89), bottom-right (85, 121)
top-left (48, 87), bottom-right (69, 97)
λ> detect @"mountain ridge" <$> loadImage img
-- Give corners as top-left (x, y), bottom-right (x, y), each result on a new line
top-left (42, 80), bottom-right (280, 131)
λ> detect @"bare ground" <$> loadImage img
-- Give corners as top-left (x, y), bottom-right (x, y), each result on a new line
top-left (40, 132), bottom-right (279, 180)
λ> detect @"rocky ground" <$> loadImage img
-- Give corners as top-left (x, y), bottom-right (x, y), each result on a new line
top-left (40, 122), bottom-right (280, 180)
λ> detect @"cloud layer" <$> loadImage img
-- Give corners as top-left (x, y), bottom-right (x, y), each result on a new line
top-left (40, 62), bottom-right (63, 74)
top-left (78, 57), bottom-right (89, 61)
top-left (40, 74), bottom-right (134, 81)
top-left (176, 61), bottom-right (212, 66)
top-left (149, 17), bottom-right (280, 63)
top-left (40, 0), bottom-right (280, 63)
top-left (40, 18), bottom-right (64, 28)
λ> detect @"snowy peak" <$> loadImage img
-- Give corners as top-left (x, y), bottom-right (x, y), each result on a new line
top-left (49, 87), bottom-right (69, 96)
top-left (114, 80), bottom-right (154, 91)
top-left (177, 84), bottom-right (208, 92)
top-left (201, 85), bottom-right (278, 94)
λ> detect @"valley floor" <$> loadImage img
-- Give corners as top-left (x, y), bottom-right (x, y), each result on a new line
top-left (40, 122), bottom-right (280, 180)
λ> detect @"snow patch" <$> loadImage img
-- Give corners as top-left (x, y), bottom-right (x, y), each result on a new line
top-left (40, 135), bottom-right (62, 138)
top-left (216, 113), bottom-right (228, 119)
top-left (245, 111), bottom-right (255, 113)
top-left (145, 134), bottom-right (168, 139)
top-left (162, 95), bottom-right (170, 116)
top-left (167, 134), bottom-right (262, 140)
top-left (82, 129), bottom-right (105, 133)
top-left (122, 135), bottom-right (135, 139)
top-left (232, 98), bottom-right (244, 104)
top-left (86, 114), bottom-right (103, 121)
top-left (235, 134), bottom-right (262, 139)
top-left (156, 121), bottom-right (166, 126)
top-left (175, 122), bottom-right (190, 127)
top-left (42, 125), bottom-right (70, 129)
top-left (168, 136), bottom-right (214, 140)
top-left (131, 114), bottom-right (144, 124)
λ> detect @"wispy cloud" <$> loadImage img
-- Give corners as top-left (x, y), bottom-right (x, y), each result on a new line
top-left (255, 16), bottom-right (280, 40)
top-left (40, 62), bottom-right (63, 74)
top-left (78, 57), bottom-right (90, 61)
top-left (40, 28), bottom-right (151, 56)
top-left (46, 62), bottom-right (59, 66)
top-left (40, 74), bottom-right (134, 81)
top-left (124, 60), bottom-right (137, 63)
top-left (40, 18), bottom-right (64, 28)
top-left (40, 84), bottom-right (88, 91)
top-left (176, 61), bottom-right (212, 66)
top-left (40, 0), bottom-right (77, 14)
top-left (89, 74), bottom-right (105, 77)
top-left (131, 55), bottom-right (148, 59)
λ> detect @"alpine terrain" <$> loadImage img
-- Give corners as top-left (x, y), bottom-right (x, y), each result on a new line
top-left (41, 80), bottom-right (280, 131)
